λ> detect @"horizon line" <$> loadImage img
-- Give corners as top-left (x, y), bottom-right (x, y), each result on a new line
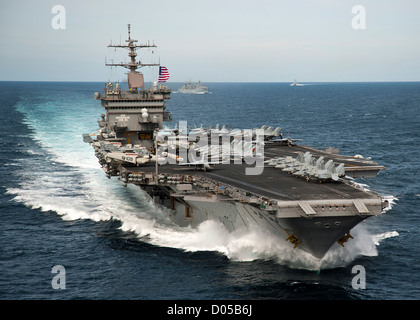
top-left (1, 80), bottom-right (420, 84)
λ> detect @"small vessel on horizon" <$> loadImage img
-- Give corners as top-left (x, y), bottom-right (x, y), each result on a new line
top-left (290, 79), bottom-right (304, 86)
top-left (178, 81), bottom-right (209, 94)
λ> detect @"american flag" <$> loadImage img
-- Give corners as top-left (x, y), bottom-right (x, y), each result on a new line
top-left (158, 66), bottom-right (170, 83)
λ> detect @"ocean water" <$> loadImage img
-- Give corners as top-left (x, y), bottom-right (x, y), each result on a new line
top-left (1, 81), bottom-right (419, 300)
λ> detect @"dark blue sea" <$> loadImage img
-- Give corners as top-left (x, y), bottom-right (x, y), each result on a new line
top-left (1, 81), bottom-right (419, 303)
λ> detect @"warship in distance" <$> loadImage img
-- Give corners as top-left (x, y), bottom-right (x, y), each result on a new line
top-left (84, 25), bottom-right (388, 259)
top-left (178, 81), bottom-right (209, 94)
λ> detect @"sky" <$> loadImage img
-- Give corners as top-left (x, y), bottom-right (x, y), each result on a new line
top-left (0, 0), bottom-right (419, 82)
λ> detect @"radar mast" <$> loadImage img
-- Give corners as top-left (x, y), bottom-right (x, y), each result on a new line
top-left (106, 24), bottom-right (160, 89)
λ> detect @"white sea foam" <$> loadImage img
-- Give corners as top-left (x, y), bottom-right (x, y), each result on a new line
top-left (126, 216), bottom-right (398, 271)
top-left (382, 195), bottom-right (398, 213)
top-left (372, 231), bottom-right (399, 246)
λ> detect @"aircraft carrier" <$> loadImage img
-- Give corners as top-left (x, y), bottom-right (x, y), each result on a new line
top-left (83, 25), bottom-right (388, 259)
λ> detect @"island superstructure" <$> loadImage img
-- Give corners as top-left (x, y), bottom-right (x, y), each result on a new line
top-left (84, 25), bottom-right (388, 259)
top-left (92, 24), bottom-right (172, 150)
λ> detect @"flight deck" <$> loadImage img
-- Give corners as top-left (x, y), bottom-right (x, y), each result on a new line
top-left (119, 142), bottom-right (385, 203)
